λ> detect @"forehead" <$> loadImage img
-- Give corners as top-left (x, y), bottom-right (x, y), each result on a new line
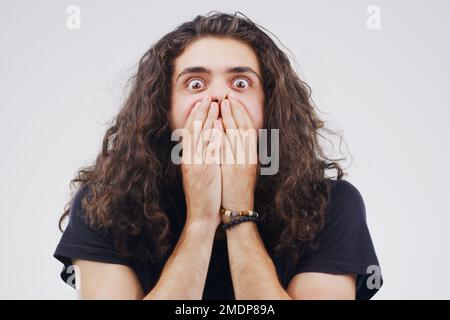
top-left (173, 37), bottom-right (260, 75)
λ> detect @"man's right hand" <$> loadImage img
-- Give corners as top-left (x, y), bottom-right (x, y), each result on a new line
top-left (180, 95), bottom-right (222, 229)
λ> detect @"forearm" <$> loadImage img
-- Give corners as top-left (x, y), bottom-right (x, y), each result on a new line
top-left (226, 222), bottom-right (292, 300)
top-left (144, 219), bottom-right (216, 299)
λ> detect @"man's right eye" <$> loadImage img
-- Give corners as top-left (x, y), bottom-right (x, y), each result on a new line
top-left (187, 78), bottom-right (205, 91)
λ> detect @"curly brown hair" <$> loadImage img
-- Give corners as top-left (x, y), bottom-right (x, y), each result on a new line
top-left (58, 11), bottom-right (348, 268)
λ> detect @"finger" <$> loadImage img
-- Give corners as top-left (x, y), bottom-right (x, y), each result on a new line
top-left (200, 101), bottom-right (219, 155)
top-left (182, 101), bottom-right (204, 165)
top-left (220, 99), bottom-right (237, 131)
top-left (182, 96), bottom-right (210, 165)
top-left (181, 104), bottom-right (200, 165)
top-left (193, 95), bottom-right (212, 151)
top-left (204, 119), bottom-right (222, 165)
top-left (183, 101), bottom-right (201, 132)
top-left (227, 96), bottom-right (250, 164)
top-left (228, 96), bottom-right (248, 131)
top-left (228, 94), bottom-right (257, 164)
top-left (202, 102), bottom-right (219, 149)
top-left (220, 99), bottom-right (242, 159)
top-left (217, 117), bottom-right (235, 165)
top-left (228, 93), bottom-right (254, 129)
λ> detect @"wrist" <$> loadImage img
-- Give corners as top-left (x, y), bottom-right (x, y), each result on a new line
top-left (225, 220), bottom-right (261, 244)
top-left (185, 217), bottom-right (219, 234)
top-left (222, 201), bottom-right (254, 212)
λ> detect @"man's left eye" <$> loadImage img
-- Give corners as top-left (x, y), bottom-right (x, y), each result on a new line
top-left (232, 78), bottom-right (250, 89)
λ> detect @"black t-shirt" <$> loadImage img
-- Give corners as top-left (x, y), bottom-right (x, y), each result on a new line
top-left (53, 179), bottom-right (383, 299)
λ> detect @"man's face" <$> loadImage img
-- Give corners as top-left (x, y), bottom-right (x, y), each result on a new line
top-left (170, 37), bottom-right (265, 131)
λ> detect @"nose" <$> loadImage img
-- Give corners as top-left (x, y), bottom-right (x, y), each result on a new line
top-left (211, 92), bottom-right (229, 118)
top-left (211, 93), bottom-right (229, 105)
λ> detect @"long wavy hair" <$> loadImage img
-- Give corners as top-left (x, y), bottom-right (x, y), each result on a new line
top-left (58, 11), bottom-right (348, 269)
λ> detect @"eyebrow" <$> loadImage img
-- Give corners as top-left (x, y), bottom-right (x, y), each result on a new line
top-left (175, 66), bottom-right (261, 83)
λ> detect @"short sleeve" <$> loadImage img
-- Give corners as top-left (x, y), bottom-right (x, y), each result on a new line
top-left (293, 179), bottom-right (383, 299)
top-left (53, 184), bottom-right (133, 289)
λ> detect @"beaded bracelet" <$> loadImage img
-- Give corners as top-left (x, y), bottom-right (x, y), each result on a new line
top-left (221, 212), bottom-right (262, 231)
top-left (220, 208), bottom-right (258, 224)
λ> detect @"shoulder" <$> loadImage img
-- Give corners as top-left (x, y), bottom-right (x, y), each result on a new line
top-left (329, 179), bottom-right (364, 206)
top-left (289, 179), bottom-right (383, 299)
top-left (54, 183), bottom-right (134, 287)
top-left (304, 178), bottom-right (372, 257)
top-left (70, 183), bottom-right (90, 209)
top-left (292, 179), bottom-right (382, 299)
top-left (66, 183), bottom-right (96, 229)
top-left (326, 179), bottom-right (367, 226)
top-left (61, 182), bottom-right (114, 245)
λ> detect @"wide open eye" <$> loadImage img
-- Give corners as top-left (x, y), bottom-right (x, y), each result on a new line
top-left (186, 78), bottom-right (205, 91)
top-left (232, 77), bottom-right (250, 89)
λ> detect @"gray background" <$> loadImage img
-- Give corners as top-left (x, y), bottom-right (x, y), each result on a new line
top-left (1, 0), bottom-right (449, 299)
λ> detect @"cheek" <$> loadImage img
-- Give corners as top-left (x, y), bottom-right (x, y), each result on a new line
top-left (170, 97), bottom-right (200, 129)
top-left (241, 98), bottom-right (264, 131)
